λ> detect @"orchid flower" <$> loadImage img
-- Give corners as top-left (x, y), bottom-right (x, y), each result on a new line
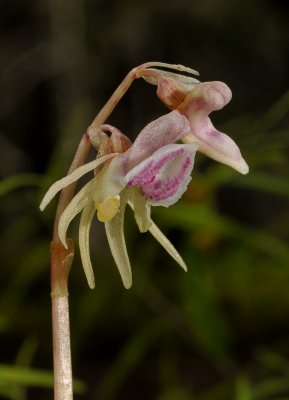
top-left (142, 66), bottom-right (249, 174)
top-left (40, 111), bottom-right (198, 289)
top-left (41, 62), bottom-right (249, 291)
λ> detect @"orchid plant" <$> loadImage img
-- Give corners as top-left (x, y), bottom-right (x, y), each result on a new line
top-left (41, 62), bottom-right (248, 400)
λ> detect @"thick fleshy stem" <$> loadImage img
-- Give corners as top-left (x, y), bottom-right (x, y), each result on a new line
top-left (50, 62), bottom-right (164, 399)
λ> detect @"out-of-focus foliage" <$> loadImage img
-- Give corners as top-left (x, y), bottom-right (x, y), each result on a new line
top-left (1, 0), bottom-right (289, 399)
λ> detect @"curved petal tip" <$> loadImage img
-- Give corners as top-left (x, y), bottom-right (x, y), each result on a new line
top-left (237, 158), bottom-right (249, 175)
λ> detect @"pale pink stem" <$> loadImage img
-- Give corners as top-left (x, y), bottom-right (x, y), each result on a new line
top-left (52, 297), bottom-right (73, 400)
top-left (51, 239), bottom-right (74, 400)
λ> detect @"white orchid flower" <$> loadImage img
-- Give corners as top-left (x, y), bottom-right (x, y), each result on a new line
top-left (40, 111), bottom-right (198, 289)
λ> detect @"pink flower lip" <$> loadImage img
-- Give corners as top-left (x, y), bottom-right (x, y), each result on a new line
top-left (125, 143), bottom-right (198, 207)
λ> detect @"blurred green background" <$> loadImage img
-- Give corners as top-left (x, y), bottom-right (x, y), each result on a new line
top-left (1, 0), bottom-right (289, 399)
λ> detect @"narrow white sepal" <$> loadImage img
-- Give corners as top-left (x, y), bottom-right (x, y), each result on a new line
top-left (40, 153), bottom-right (116, 211)
top-left (143, 68), bottom-right (200, 89)
top-left (79, 202), bottom-right (96, 289)
top-left (129, 189), bottom-right (152, 232)
top-left (58, 179), bottom-right (96, 248)
top-left (149, 221), bottom-right (187, 271)
top-left (142, 62), bottom-right (199, 77)
top-left (104, 196), bottom-right (132, 289)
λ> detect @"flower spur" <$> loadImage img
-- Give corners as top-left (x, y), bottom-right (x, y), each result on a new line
top-left (40, 111), bottom-right (198, 289)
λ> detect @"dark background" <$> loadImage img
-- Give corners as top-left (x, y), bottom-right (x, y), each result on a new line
top-left (1, 0), bottom-right (289, 399)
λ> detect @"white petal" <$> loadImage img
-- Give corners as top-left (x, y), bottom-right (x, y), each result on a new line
top-left (128, 188), bottom-right (152, 232)
top-left (125, 143), bottom-right (198, 207)
top-left (105, 195), bottom-right (132, 289)
top-left (40, 153), bottom-right (116, 211)
top-left (149, 221), bottom-right (187, 271)
top-left (79, 202), bottom-right (96, 289)
top-left (58, 179), bottom-right (96, 248)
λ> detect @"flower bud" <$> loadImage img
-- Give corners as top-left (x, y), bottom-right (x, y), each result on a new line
top-left (109, 130), bottom-right (132, 153)
top-left (97, 124), bottom-right (132, 155)
top-left (89, 126), bottom-right (132, 175)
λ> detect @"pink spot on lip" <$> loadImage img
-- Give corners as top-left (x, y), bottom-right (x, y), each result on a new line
top-left (153, 181), bottom-right (161, 189)
top-left (208, 129), bottom-right (220, 138)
